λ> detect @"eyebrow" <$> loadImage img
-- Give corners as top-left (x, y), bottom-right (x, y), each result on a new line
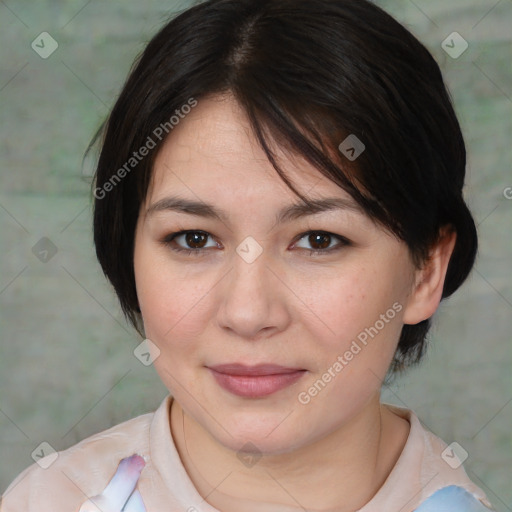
top-left (145, 194), bottom-right (363, 225)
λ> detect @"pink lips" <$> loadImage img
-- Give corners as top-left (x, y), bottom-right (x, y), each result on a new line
top-left (208, 363), bottom-right (306, 398)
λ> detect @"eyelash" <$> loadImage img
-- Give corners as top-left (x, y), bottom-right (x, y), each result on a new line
top-left (160, 230), bottom-right (351, 257)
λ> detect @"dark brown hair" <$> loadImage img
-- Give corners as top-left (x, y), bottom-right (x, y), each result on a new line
top-left (90, 0), bottom-right (478, 373)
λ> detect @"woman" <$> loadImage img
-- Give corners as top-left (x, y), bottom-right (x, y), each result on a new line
top-left (1, 0), bottom-right (495, 510)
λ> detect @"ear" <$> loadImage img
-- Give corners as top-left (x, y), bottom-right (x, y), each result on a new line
top-left (402, 226), bottom-right (457, 325)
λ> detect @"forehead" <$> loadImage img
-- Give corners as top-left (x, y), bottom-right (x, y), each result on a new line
top-left (147, 94), bottom-right (351, 207)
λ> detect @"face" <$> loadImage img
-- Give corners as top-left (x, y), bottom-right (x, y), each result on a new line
top-left (133, 93), bottom-right (419, 455)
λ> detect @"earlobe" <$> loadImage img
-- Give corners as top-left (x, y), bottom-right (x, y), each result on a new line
top-left (402, 227), bottom-right (457, 325)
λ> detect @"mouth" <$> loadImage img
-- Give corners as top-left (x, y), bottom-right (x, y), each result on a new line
top-left (207, 363), bottom-right (307, 398)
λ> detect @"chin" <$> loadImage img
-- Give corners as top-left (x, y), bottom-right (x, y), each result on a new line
top-left (203, 409), bottom-right (308, 456)
top-left (219, 429), bottom-right (304, 457)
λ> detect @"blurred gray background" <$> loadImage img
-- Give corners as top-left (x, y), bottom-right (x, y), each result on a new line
top-left (0, 0), bottom-right (510, 508)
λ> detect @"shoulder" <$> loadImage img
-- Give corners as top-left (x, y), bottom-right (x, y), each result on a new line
top-left (1, 409), bottom-right (154, 511)
top-left (381, 404), bottom-right (495, 511)
top-left (415, 485), bottom-right (496, 511)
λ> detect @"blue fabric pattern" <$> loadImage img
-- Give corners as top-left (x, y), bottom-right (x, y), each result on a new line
top-left (415, 485), bottom-right (493, 511)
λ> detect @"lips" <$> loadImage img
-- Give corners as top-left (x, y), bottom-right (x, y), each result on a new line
top-left (207, 363), bottom-right (306, 398)
top-left (209, 363), bottom-right (304, 376)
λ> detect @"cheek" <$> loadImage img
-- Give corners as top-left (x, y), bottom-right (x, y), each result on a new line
top-left (297, 264), bottom-right (388, 344)
top-left (137, 269), bottom-right (211, 345)
top-left (299, 262), bottom-right (406, 376)
top-left (134, 236), bottom-right (211, 350)
top-left (135, 260), bottom-right (214, 396)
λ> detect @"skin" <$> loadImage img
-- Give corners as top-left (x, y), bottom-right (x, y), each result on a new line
top-left (133, 93), bottom-right (456, 511)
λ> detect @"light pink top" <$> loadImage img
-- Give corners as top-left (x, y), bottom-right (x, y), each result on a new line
top-left (1, 394), bottom-right (493, 511)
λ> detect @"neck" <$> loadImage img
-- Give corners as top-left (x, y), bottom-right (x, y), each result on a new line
top-left (170, 395), bottom-right (409, 512)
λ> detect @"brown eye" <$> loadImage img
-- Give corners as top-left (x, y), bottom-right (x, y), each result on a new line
top-left (162, 229), bottom-right (350, 257)
top-left (183, 231), bottom-right (209, 249)
top-left (308, 233), bottom-right (332, 250)
top-left (294, 231), bottom-right (350, 255)
top-left (162, 230), bottom-right (218, 255)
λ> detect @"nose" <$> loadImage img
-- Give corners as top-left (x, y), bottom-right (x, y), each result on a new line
top-left (216, 242), bottom-right (290, 340)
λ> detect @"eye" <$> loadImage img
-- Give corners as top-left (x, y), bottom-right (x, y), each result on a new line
top-left (161, 230), bottom-right (219, 255)
top-left (293, 231), bottom-right (350, 256)
top-left (161, 229), bottom-right (350, 257)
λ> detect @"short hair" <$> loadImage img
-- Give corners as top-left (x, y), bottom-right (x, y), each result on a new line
top-left (90, 0), bottom-right (478, 373)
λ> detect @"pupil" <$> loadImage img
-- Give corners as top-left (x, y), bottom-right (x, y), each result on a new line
top-left (187, 232), bottom-right (206, 248)
top-left (311, 233), bottom-right (330, 249)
